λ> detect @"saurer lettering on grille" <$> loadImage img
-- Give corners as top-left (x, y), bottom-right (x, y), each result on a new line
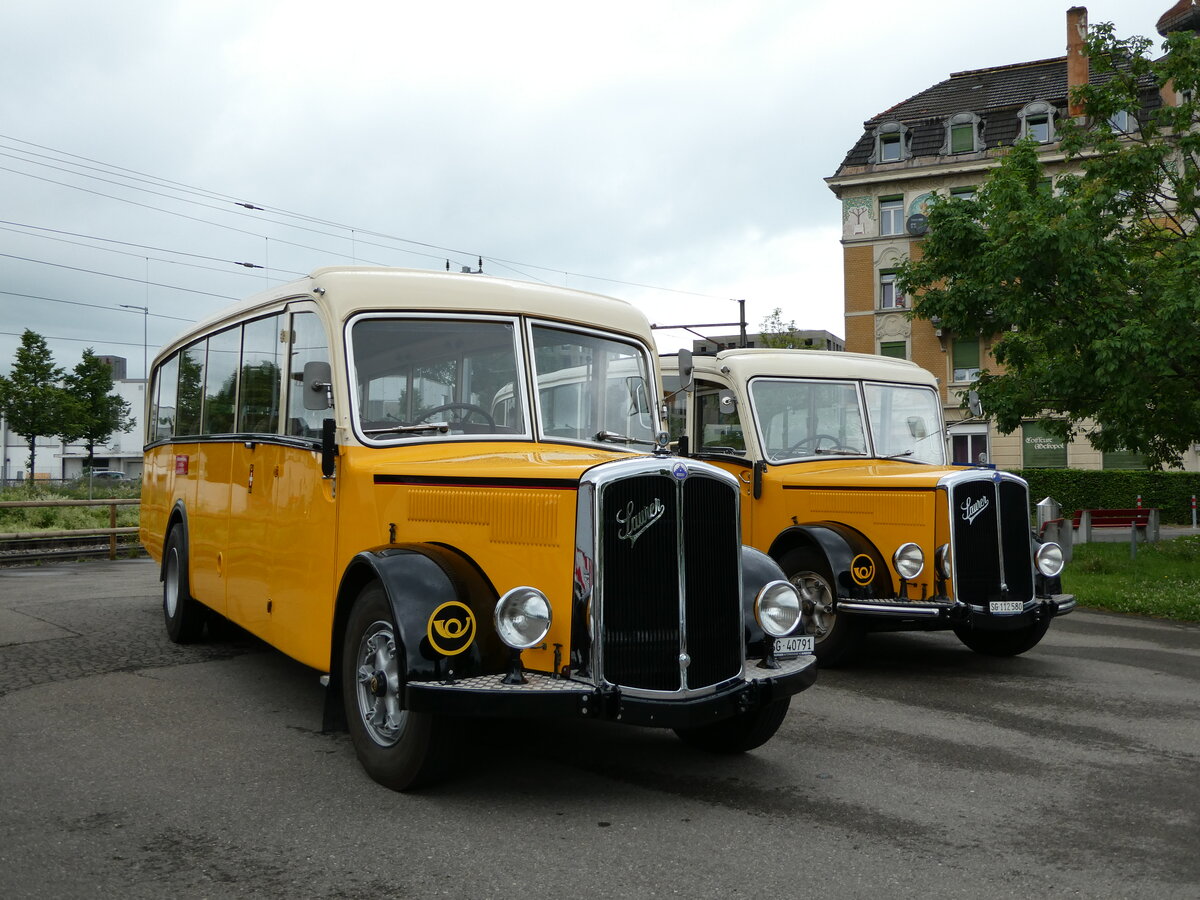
top-left (616, 498), bottom-right (665, 548)
top-left (961, 495), bottom-right (990, 525)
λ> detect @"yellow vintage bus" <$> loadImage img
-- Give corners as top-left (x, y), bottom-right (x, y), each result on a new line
top-left (662, 348), bottom-right (1074, 666)
top-left (140, 267), bottom-right (817, 790)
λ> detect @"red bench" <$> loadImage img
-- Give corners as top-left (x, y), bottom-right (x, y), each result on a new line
top-left (1071, 508), bottom-right (1155, 528)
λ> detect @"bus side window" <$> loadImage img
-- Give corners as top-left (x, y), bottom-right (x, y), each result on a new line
top-left (695, 380), bottom-right (744, 453)
top-left (287, 311), bottom-right (331, 438)
top-left (238, 314), bottom-right (282, 434)
top-left (153, 353), bottom-right (179, 440)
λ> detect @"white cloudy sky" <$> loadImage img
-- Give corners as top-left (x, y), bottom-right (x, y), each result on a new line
top-left (0, 0), bottom-right (1162, 378)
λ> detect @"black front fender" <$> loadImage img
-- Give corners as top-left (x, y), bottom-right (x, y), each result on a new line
top-left (331, 547), bottom-right (504, 686)
top-left (740, 545), bottom-right (794, 652)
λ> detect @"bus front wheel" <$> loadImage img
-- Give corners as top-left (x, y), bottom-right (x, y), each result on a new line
top-left (163, 527), bottom-right (205, 643)
top-left (341, 583), bottom-right (450, 791)
top-left (674, 697), bottom-right (790, 753)
top-left (779, 547), bottom-right (864, 667)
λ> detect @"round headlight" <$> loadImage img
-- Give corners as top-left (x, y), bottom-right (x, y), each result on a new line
top-left (935, 543), bottom-right (952, 579)
top-left (893, 542), bottom-right (925, 580)
top-left (494, 587), bottom-right (552, 650)
top-left (1035, 542), bottom-right (1065, 577)
top-left (755, 580), bottom-right (802, 638)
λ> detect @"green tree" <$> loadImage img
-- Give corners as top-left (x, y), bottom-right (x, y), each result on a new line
top-left (0, 330), bottom-right (68, 481)
top-left (896, 24), bottom-right (1200, 469)
top-left (758, 307), bottom-right (801, 349)
top-left (61, 349), bottom-right (135, 470)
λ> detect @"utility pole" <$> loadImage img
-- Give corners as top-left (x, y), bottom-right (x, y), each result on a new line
top-left (119, 304), bottom-right (149, 381)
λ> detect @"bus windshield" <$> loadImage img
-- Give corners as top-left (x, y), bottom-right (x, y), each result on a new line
top-left (529, 325), bottom-right (655, 446)
top-left (749, 378), bottom-right (945, 464)
top-left (351, 317), bottom-right (524, 438)
top-left (863, 382), bottom-right (945, 464)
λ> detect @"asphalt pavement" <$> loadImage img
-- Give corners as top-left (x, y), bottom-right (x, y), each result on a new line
top-left (1, 559), bottom-right (1198, 899)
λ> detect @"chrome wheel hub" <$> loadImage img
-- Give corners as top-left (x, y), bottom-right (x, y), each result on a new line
top-left (354, 621), bottom-right (406, 746)
top-left (793, 573), bottom-right (835, 641)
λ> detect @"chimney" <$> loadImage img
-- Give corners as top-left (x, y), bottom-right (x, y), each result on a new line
top-left (1067, 6), bottom-right (1089, 117)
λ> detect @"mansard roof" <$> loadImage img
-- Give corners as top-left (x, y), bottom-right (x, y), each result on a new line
top-left (835, 54), bottom-right (1161, 173)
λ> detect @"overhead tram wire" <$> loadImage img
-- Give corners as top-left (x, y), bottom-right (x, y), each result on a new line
top-left (0, 222), bottom-right (306, 282)
top-left (0, 133), bottom-right (730, 302)
top-left (0, 252), bottom-right (241, 303)
top-left (0, 289), bottom-right (194, 323)
top-left (0, 162), bottom-right (461, 272)
top-left (0, 329), bottom-right (154, 351)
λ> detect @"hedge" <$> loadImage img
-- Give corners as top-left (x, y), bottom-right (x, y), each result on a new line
top-left (1013, 469), bottom-right (1200, 524)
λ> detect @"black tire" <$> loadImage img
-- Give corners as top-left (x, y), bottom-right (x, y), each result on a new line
top-left (674, 697), bottom-right (790, 753)
top-left (952, 618), bottom-right (1051, 657)
top-left (341, 583), bottom-right (450, 791)
top-left (163, 527), bottom-right (206, 644)
top-left (779, 547), bottom-right (863, 667)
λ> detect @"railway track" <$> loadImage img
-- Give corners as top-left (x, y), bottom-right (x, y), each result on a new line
top-left (0, 534), bottom-right (146, 566)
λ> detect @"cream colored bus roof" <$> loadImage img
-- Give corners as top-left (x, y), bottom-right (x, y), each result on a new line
top-left (156, 267), bottom-right (653, 361)
top-left (670, 347), bottom-right (939, 388)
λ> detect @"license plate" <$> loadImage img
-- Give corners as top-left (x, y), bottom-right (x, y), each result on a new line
top-left (774, 635), bottom-right (814, 656)
top-left (990, 600), bottom-right (1024, 615)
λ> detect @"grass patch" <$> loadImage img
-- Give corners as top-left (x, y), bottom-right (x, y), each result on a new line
top-left (1067, 536), bottom-right (1200, 622)
top-left (0, 483), bottom-right (141, 533)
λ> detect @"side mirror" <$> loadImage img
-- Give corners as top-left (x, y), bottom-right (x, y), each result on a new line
top-left (303, 361), bottom-right (333, 411)
top-left (676, 349), bottom-right (695, 393)
top-left (967, 390), bottom-right (984, 418)
top-left (719, 389), bottom-right (737, 415)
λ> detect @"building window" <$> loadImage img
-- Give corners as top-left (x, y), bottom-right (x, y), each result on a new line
top-left (951, 432), bottom-right (989, 466)
top-left (879, 271), bottom-right (905, 309)
top-left (950, 186), bottom-right (976, 201)
top-left (952, 337), bottom-right (980, 383)
top-left (943, 112), bottom-right (983, 155)
top-left (1107, 110), bottom-right (1135, 134)
top-left (870, 122), bottom-right (910, 164)
top-left (880, 197), bottom-right (904, 235)
top-left (1018, 101), bottom-right (1057, 143)
top-left (879, 341), bottom-right (906, 359)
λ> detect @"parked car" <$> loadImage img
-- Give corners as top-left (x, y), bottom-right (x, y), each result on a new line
top-left (84, 470), bottom-right (130, 480)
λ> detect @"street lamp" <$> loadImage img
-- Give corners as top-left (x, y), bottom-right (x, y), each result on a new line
top-left (119, 304), bottom-right (149, 381)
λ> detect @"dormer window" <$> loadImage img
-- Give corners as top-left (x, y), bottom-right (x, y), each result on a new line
top-left (1106, 109), bottom-right (1139, 136)
top-left (1018, 101), bottom-right (1058, 143)
top-left (943, 112), bottom-right (983, 154)
top-left (870, 122), bottom-right (911, 164)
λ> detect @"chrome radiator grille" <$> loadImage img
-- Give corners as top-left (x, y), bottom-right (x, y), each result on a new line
top-left (949, 474), bottom-right (1035, 605)
top-left (590, 461), bottom-right (742, 694)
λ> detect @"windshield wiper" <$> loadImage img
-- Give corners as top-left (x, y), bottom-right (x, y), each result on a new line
top-left (363, 422), bottom-right (450, 436)
top-left (594, 430), bottom-right (653, 446)
top-left (881, 449), bottom-right (914, 460)
top-left (814, 448), bottom-right (865, 456)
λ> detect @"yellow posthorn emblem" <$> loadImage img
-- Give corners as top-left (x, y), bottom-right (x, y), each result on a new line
top-left (850, 554), bottom-right (875, 586)
top-left (427, 601), bottom-right (476, 656)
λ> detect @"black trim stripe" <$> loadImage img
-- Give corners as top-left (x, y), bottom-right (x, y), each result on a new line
top-left (373, 474), bottom-right (579, 490)
top-left (781, 484), bottom-right (937, 493)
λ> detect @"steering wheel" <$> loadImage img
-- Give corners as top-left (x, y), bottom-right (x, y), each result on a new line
top-left (412, 402), bottom-right (496, 428)
top-left (788, 433), bottom-right (846, 455)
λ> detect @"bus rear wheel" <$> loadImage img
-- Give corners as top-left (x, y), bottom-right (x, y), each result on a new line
top-left (163, 527), bottom-right (205, 644)
top-left (341, 583), bottom-right (450, 791)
